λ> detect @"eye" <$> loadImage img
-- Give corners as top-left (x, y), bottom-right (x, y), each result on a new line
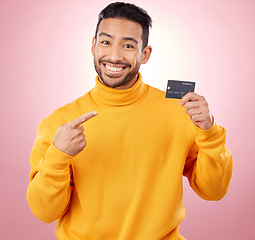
top-left (101, 40), bottom-right (110, 45)
top-left (123, 44), bottom-right (134, 49)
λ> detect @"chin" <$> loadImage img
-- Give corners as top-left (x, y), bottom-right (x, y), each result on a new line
top-left (102, 78), bottom-right (129, 88)
top-left (99, 73), bottom-right (130, 88)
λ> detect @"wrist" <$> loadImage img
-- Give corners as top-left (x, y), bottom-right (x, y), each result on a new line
top-left (43, 143), bottom-right (73, 172)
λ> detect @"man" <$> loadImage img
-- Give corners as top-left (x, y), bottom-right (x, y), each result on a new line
top-left (27, 2), bottom-right (232, 240)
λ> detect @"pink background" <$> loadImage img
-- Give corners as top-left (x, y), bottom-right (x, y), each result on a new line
top-left (0, 0), bottom-right (254, 239)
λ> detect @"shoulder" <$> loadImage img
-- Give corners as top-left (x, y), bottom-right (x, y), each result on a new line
top-left (145, 84), bottom-right (195, 130)
top-left (145, 84), bottom-right (184, 111)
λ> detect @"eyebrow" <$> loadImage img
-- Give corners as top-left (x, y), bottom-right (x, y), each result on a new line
top-left (98, 32), bottom-right (139, 45)
top-left (98, 32), bottom-right (112, 38)
top-left (123, 37), bottom-right (138, 44)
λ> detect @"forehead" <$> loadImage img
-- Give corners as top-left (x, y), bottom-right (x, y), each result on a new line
top-left (97, 18), bottom-right (143, 42)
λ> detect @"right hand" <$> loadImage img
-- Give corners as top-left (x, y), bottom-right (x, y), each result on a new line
top-left (53, 111), bottom-right (98, 156)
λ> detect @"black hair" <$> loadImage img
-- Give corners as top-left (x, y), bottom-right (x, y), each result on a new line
top-left (95, 2), bottom-right (152, 49)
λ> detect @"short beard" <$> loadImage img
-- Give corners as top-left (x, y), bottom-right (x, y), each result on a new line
top-left (100, 72), bottom-right (130, 88)
top-left (94, 59), bottom-right (139, 89)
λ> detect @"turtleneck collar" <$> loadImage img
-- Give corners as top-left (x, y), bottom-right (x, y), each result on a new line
top-left (89, 73), bottom-right (148, 107)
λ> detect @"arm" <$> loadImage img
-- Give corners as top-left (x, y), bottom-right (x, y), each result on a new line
top-left (181, 92), bottom-right (233, 200)
top-left (183, 121), bottom-right (233, 200)
top-left (27, 122), bottom-right (74, 223)
top-left (27, 111), bottom-right (98, 223)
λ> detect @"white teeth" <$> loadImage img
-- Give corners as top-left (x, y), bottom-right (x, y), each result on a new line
top-left (105, 65), bottom-right (123, 72)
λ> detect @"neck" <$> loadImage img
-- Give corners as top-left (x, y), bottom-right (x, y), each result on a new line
top-left (90, 72), bottom-right (148, 107)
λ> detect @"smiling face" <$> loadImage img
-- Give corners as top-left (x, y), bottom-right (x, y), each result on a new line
top-left (92, 18), bottom-right (152, 89)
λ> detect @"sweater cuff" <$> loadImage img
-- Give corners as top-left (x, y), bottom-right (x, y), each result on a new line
top-left (43, 143), bottom-right (73, 172)
top-left (194, 117), bottom-right (224, 142)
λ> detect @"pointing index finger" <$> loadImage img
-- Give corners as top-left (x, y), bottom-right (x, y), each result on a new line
top-left (71, 111), bottom-right (98, 127)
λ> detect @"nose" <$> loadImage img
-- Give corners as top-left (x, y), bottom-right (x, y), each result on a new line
top-left (108, 45), bottom-right (124, 62)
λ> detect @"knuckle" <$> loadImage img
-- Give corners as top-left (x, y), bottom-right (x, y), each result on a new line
top-left (79, 133), bottom-right (85, 139)
top-left (75, 129), bottom-right (81, 135)
top-left (80, 140), bottom-right (87, 148)
top-left (191, 114), bottom-right (196, 121)
top-left (191, 114), bottom-right (199, 122)
top-left (185, 103), bottom-right (191, 111)
top-left (76, 133), bottom-right (85, 142)
top-left (79, 125), bottom-right (85, 131)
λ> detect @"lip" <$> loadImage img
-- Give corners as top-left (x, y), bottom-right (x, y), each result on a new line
top-left (102, 62), bottom-right (128, 76)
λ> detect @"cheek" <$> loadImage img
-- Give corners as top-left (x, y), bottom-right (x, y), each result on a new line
top-left (94, 48), bottom-right (100, 59)
top-left (94, 45), bottom-right (104, 59)
top-left (128, 52), bottom-right (141, 67)
top-left (132, 55), bottom-right (142, 68)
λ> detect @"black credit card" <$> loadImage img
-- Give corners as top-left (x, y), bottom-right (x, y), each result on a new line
top-left (165, 80), bottom-right (196, 99)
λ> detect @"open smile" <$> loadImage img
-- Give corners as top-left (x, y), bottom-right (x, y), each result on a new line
top-left (100, 61), bottom-right (131, 76)
top-left (105, 64), bottom-right (124, 73)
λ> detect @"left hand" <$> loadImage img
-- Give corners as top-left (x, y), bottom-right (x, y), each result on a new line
top-left (180, 92), bottom-right (213, 130)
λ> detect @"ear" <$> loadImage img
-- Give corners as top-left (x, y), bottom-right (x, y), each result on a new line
top-left (141, 45), bottom-right (152, 64)
top-left (91, 37), bottom-right (96, 56)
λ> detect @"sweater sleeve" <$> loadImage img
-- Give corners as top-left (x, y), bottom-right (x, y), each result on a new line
top-left (27, 122), bottom-right (73, 223)
top-left (183, 120), bottom-right (233, 200)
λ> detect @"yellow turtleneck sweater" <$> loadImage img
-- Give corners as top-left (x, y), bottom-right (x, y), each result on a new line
top-left (27, 73), bottom-right (232, 240)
